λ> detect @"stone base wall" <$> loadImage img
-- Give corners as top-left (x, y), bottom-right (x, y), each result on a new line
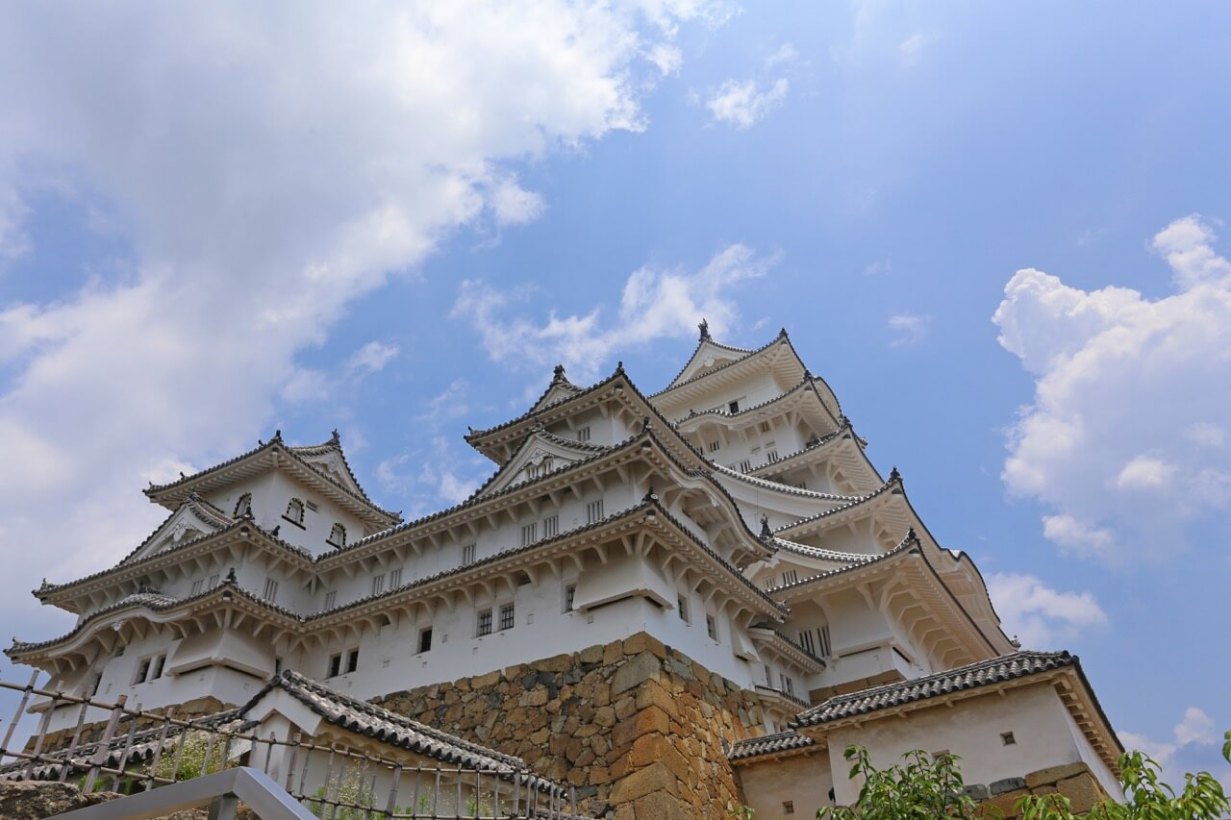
top-left (972, 762), bottom-right (1115, 817)
top-left (375, 632), bottom-right (765, 819)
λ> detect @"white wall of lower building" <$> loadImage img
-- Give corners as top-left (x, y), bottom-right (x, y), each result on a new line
top-left (738, 750), bottom-right (835, 820)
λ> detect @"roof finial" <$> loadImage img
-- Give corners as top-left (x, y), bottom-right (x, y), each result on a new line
top-left (889, 465), bottom-right (901, 483)
top-left (642, 485), bottom-right (658, 504)
top-left (759, 514), bottom-right (773, 539)
top-left (225, 568), bottom-right (237, 584)
top-left (698, 318), bottom-right (711, 341)
top-left (615, 360), bottom-right (624, 374)
top-left (273, 429), bottom-right (282, 441)
top-left (641, 416), bottom-right (652, 433)
top-left (553, 363), bottom-right (566, 381)
top-left (330, 429), bottom-right (340, 444)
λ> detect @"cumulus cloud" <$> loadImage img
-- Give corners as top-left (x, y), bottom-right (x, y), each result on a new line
top-left (986, 572), bottom-right (1108, 649)
top-left (1120, 707), bottom-right (1220, 787)
top-left (347, 341), bottom-right (400, 376)
top-left (706, 78), bottom-right (789, 129)
top-left (451, 243), bottom-right (774, 380)
top-left (994, 215), bottom-right (1231, 560)
top-left (0, 2), bottom-right (723, 649)
top-left (887, 312), bottom-right (930, 348)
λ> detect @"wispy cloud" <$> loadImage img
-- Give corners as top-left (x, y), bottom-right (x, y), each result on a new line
top-left (986, 572), bottom-right (1108, 649)
top-left (451, 244), bottom-right (775, 381)
top-left (706, 78), bottom-right (789, 130)
top-left (887, 312), bottom-right (930, 347)
top-left (994, 215), bottom-right (1231, 561)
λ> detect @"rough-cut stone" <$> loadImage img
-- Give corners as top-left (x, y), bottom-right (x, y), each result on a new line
top-left (0, 782), bottom-right (119, 819)
top-left (990, 776), bottom-right (1027, 795)
top-left (1025, 762), bottom-right (1090, 789)
top-left (374, 633), bottom-right (763, 818)
top-left (1057, 773), bottom-right (1102, 813)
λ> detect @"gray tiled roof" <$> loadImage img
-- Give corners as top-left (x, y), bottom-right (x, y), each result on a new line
top-left (728, 730), bottom-right (816, 761)
top-left (244, 671), bottom-right (566, 795)
top-left (793, 651), bottom-right (1076, 728)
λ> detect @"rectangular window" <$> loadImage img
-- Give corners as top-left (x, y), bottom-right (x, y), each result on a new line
top-left (346, 648), bottom-right (359, 674)
top-left (818, 624), bottom-right (832, 658)
top-left (707, 440), bottom-right (720, 452)
top-left (209, 574), bottom-right (220, 589)
top-left (499, 602), bottom-right (516, 631)
top-left (263, 577), bottom-right (279, 602)
top-left (521, 522), bottom-right (537, 546)
top-left (739, 459), bottom-right (752, 472)
top-left (586, 499), bottom-right (604, 524)
top-left (677, 594), bottom-right (690, 623)
top-left (780, 674), bottom-right (795, 697)
top-left (764, 665), bottom-right (773, 685)
top-left (728, 400), bottom-right (739, 414)
top-left (782, 569), bottom-right (798, 585)
top-left (564, 584), bottom-right (576, 612)
top-left (150, 654), bottom-right (166, 680)
top-left (389, 568), bottom-right (402, 588)
top-left (766, 448), bottom-right (779, 463)
top-left (328, 654), bottom-right (341, 677)
top-left (324, 590), bottom-right (337, 610)
top-left (705, 614), bottom-right (718, 641)
top-left (543, 514), bottom-right (559, 538)
top-left (799, 630), bottom-right (816, 655)
top-left (759, 421), bottom-right (772, 434)
top-left (133, 658), bottom-right (151, 685)
top-left (418, 627), bottom-right (433, 654)
top-left (371, 573), bottom-right (385, 596)
top-left (305, 500), bottom-right (319, 512)
top-left (461, 543), bottom-right (476, 566)
top-left (87, 672), bottom-right (102, 697)
top-left (190, 579), bottom-right (204, 596)
top-left (577, 426), bottom-right (591, 442)
top-left (477, 609), bottom-right (493, 637)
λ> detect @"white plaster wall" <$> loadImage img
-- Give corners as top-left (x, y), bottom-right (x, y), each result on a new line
top-left (739, 750), bottom-right (834, 820)
top-left (828, 682), bottom-right (1085, 805)
top-left (1058, 696), bottom-right (1122, 797)
top-left (206, 472), bottom-right (368, 556)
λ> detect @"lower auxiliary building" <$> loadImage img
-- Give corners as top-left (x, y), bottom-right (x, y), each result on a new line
top-left (8, 324), bottom-right (1122, 817)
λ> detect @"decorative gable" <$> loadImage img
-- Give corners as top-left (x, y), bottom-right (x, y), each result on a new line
top-left (297, 450), bottom-right (364, 497)
top-left (121, 496), bottom-right (233, 565)
top-left (476, 430), bottom-right (605, 498)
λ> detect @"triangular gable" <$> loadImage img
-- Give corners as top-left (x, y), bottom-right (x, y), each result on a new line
top-left (476, 430), bottom-right (605, 498)
top-left (668, 338), bottom-right (754, 388)
top-left (530, 381), bottom-right (582, 413)
top-left (121, 497), bottom-right (233, 565)
top-left (294, 448), bottom-right (365, 498)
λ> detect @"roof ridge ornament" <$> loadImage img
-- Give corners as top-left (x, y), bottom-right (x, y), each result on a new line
top-left (642, 485), bottom-right (658, 504)
top-left (889, 465), bottom-right (901, 483)
top-left (759, 514), bottom-right (773, 540)
top-left (330, 429), bottom-right (341, 445)
top-left (698, 318), bottom-right (711, 341)
top-left (552, 363), bottom-right (566, 382)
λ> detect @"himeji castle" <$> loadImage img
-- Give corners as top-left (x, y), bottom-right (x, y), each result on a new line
top-left (7, 324), bottom-right (1124, 817)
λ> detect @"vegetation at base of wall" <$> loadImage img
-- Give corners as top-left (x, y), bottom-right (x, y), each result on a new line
top-left (819, 731), bottom-right (1231, 819)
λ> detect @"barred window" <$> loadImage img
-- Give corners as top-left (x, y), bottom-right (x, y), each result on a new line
top-left (324, 590), bottom-right (337, 610)
top-left (371, 573), bottom-right (385, 596)
top-left (477, 609), bottom-right (493, 636)
top-left (190, 579), bottom-right (204, 596)
top-left (543, 514), bottom-right (559, 538)
top-left (577, 426), bottom-right (591, 442)
top-left (461, 543), bottom-right (476, 566)
top-left (389, 568), bottom-right (403, 588)
top-left (521, 522), bottom-right (537, 546)
top-left (499, 602), bottom-right (516, 631)
top-left (586, 499), bottom-right (604, 524)
top-left (263, 577), bottom-right (279, 602)
top-left (564, 584), bottom-right (576, 612)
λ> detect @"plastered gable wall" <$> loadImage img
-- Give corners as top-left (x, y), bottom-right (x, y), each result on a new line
top-left (826, 682), bottom-right (1083, 805)
top-left (738, 749), bottom-right (835, 820)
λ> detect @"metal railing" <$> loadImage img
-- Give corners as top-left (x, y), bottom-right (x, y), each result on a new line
top-left (0, 674), bottom-right (591, 819)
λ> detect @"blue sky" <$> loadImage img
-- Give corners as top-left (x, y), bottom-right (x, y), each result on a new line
top-left (1, 1), bottom-right (1229, 783)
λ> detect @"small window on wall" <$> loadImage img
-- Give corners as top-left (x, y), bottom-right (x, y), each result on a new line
top-left (190, 579), bottom-right (204, 596)
top-left (677, 595), bottom-right (690, 623)
top-left (586, 500), bottom-right (604, 524)
top-left (577, 426), bottom-right (591, 442)
top-left (328, 523), bottom-right (347, 547)
top-left (389, 568), bottom-right (403, 588)
top-left (521, 522), bottom-right (537, 546)
top-left (477, 609), bottom-right (493, 637)
top-left (705, 614), bottom-right (718, 641)
top-left (234, 493), bottom-right (252, 517)
top-left (739, 459), bottom-right (752, 472)
top-left (499, 602), bottom-right (515, 631)
top-left (707, 440), bottom-right (720, 453)
top-left (324, 590), bottom-right (337, 609)
top-left (564, 584), bottom-right (576, 612)
top-left (418, 627), bottom-right (433, 653)
top-left (728, 400), bottom-right (739, 414)
top-left (543, 514), bottom-right (559, 538)
top-left (346, 649), bottom-right (359, 673)
top-left (133, 658), bottom-right (152, 685)
top-left (151, 654), bottom-right (166, 680)
top-left (759, 421), bottom-right (772, 434)
top-left (263, 577), bottom-right (279, 602)
top-left (328, 654), bottom-right (342, 677)
top-left (461, 544), bottom-right (476, 566)
top-left (284, 498), bottom-right (305, 526)
top-left (371, 573), bottom-right (385, 596)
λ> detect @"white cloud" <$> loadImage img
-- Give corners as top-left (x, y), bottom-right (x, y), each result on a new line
top-left (887, 312), bottom-right (930, 348)
top-left (0, 2), bottom-right (724, 647)
top-left (994, 215), bottom-right (1231, 560)
top-left (897, 32), bottom-right (931, 67)
top-left (706, 78), bottom-right (789, 129)
top-left (451, 243), bottom-right (774, 380)
top-left (347, 341), bottom-right (400, 376)
top-left (1120, 707), bottom-right (1220, 788)
top-left (986, 572), bottom-right (1108, 649)
top-left (765, 43), bottom-right (799, 69)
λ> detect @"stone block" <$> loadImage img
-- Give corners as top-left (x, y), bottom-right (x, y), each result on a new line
top-left (538, 653), bottom-right (575, 673)
top-left (579, 644), bottom-right (604, 665)
top-left (611, 705), bottom-right (669, 750)
top-left (963, 783), bottom-right (989, 800)
top-left (603, 641), bottom-right (624, 666)
top-left (623, 632), bottom-right (667, 659)
top-left (990, 777), bottom-right (1027, 796)
top-left (634, 679), bottom-right (680, 719)
top-left (1025, 762), bottom-right (1090, 789)
top-left (471, 670), bottom-right (501, 688)
top-left (629, 790), bottom-right (693, 820)
top-left (611, 651), bottom-right (662, 696)
top-left (1057, 773), bottom-right (1102, 814)
top-left (608, 761), bottom-right (678, 804)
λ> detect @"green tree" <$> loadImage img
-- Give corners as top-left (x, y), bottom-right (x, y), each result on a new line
top-left (817, 745), bottom-right (980, 819)
top-left (819, 731), bottom-right (1231, 820)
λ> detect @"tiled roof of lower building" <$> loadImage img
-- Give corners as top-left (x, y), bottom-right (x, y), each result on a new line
top-left (243, 670), bottom-right (566, 795)
top-left (728, 730), bottom-right (817, 761)
top-left (793, 651), bottom-right (1075, 728)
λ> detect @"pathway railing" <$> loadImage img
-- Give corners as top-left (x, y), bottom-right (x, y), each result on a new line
top-left (0, 674), bottom-right (591, 819)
